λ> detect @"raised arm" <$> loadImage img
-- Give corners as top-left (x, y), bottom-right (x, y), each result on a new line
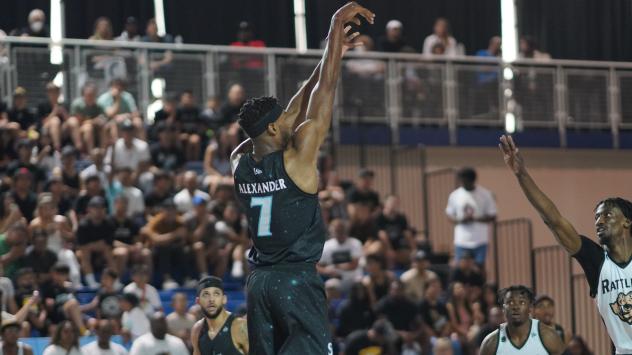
top-left (499, 135), bottom-right (581, 254)
top-left (291, 2), bottom-right (374, 164)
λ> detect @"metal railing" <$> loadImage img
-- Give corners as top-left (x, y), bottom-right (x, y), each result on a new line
top-left (2, 36), bottom-right (632, 148)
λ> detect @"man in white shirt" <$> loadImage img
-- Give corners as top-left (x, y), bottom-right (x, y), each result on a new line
top-left (104, 120), bottom-right (150, 174)
top-left (130, 312), bottom-right (189, 355)
top-left (445, 167), bottom-right (497, 266)
top-left (81, 319), bottom-right (128, 355)
top-left (317, 219), bottom-right (364, 293)
top-left (400, 250), bottom-right (439, 303)
top-left (123, 266), bottom-right (162, 315)
top-left (173, 171), bottom-right (210, 213)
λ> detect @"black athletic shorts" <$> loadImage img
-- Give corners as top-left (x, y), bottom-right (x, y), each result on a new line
top-left (246, 263), bottom-right (332, 355)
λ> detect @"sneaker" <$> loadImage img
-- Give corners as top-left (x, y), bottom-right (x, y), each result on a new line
top-left (162, 279), bottom-right (180, 290)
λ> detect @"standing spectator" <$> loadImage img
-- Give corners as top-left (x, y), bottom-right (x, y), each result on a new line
top-left (0, 319), bottom-right (33, 355)
top-left (70, 83), bottom-right (106, 153)
top-left (173, 171), bottom-right (210, 214)
top-left (445, 167), bottom-right (496, 266)
top-left (166, 293), bottom-right (196, 344)
top-left (104, 120), bottom-right (150, 174)
top-left (81, 319), bottom-right (128, 355)
top-left (344, 319), bottom-right (399, 355)
top-left (534, 295), bottom-right (571, 344)
top-left (115, 17), bottom-right (141, 42)
top-left (42, 320), bottom-right (83, 355)
top-left (129, 312), bottom-right (188, 355)
top-left (423, 18), bottom-right (462, 56)
top-left (519, 35), bottom-right (551, 60)
top-left (377, 195), bottom-right (415, 267)
top-left (75, 196), bottom-right (115, 288)
top-left (10, 9), bottom-right (49, 37)
top-left (37, 83), bottom-right (68, 152)
top-left (89, 17), bottom-right (113, 40)
top-left (123, 266), bottom-right (162, 315)
top-left (400, 250), bottom-right (438, 303)
top-left (119, 293), bottom-right (150, 340)
top-left (216, 83), bottom-right (246, 127)
top-left (317, 219), bottom-right (363, 293)
top-left (362, 254), bottom-right (396, 307)
top-left (419, 278), bottom-right (451, 338)
top-left (347, 169), bottom-right (380, 244)
top-left (98, 80), bottom-right (143, 142)
top-left (376, 20), bottom-right (411, 53)
top-left (7, 87), bottom-right (37, 133)
top-left (0, 224), bottom-right (28, 280)
top-left (336, 282), bottom-right (375, 338)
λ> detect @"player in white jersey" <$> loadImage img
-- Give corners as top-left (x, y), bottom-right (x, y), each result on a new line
top-left (480, 285), bottom-right (565, 355)
top-left (500, 135), bottom-right (632, 354)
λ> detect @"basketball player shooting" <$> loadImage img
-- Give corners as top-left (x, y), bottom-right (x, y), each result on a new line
top-left (500, 134), bottom-right (632, 354)
top-left (230, 2), bottom-right (374, 354)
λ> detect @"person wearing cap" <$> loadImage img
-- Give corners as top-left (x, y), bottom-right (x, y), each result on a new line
top-left (115, 17), bottom-right (141, 42)
top-left (533, 295), bottom-right (571, 345)
top-left (445, 167), bottom-right (497, 267)
top-left (75, 173), bottom-right (106, 218)
top-left (347, 168), bottom-right (381, 243)
top-left (76, 195), bottom-right (115, 288)
top-left (0, 319), bottom-right (33, 355)
top-left (423, 17), bottom-right (462, 56)
top-left (344, 318), bottom-right (399, 355)
top-left (104, 113), bottom-right (150, 174)
top-left (7, 87), bottom-right (37, 133)
top-left (377, 19), bottom-right (412, 53)
top-left (140, 198), bottom-right (187, 289)
top-left (191, 276), bottom-right (248, 355)
top-left (400, 250), bottom-right (438, 303)
top-left (187, 194), bottom-right (226, 281)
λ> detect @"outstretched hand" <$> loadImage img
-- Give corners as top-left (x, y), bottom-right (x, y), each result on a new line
top-left (499, 135), bottom-right (525, 175)
top-left (333, 2), bottom-right (375, 25)
top-left (341, 25), bottom-right (362, 57)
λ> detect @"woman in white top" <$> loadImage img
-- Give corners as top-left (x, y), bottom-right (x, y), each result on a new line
top-left (422, 17), bottom-right (463, 57)
top-left (42, 321), bottom-right (84, 355)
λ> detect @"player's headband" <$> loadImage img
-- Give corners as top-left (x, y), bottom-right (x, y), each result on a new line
top-left (197, 276), bottom-right (224, 295)
top-left (243, 104), bottom-right (284, 138)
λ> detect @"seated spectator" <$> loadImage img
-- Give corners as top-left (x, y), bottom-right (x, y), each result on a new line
top-left (445, 281), bottom-right (483, 344)
top-left (120, 293), bottom-right (150, 340)
top-left (80, 269), bottom-right (121, 322)
top-left (40, 264), bottom-right (86, 335)
top-left (188, 196), bottom-right (223, 279)
top-left (176, 90), bottom-right (204, 161)
top-left (376, 20), bottom-right (412, 53)
top-left (433, 337), bottom-right (455, 355)
top-left (37, 83), bottom-right (69, 151)
top-left (98, 80), bottom-right (143, 143)
top-left (344, 319), bottom-right (399, 355)
top-left (203, 127), bottom-right (236, 189)
top-left (336, 282), bottom-right (374, 338)
top-left (80, 148), bottom-right (108, 189)
top-left (318, 171), bottom-right (347, 224)
top-left (423, 18), bottom-right (463, 56)
top-left (70, 83), bottom-right (106, 153)
top-left (375, 280), bottom-right (421, 343)
top-left (0, 273), bottom-right (17, 315)
top-left (144, 170), bottom-right (174, 216)
top-left (166, 293), bottom-right (196, 344)
top-left (317, 219), bottom-right (363, 293)
top-left (201, 96), bottom-right (221, 130)
top-left (141, 19), bottom-right (174, 74)
top-left (150, 122), bottom-right (185, 172)
top-left (216, 83), bottom-right (246, 127)
top-left (10, 9), bottom-right (49, 38)
top-left (7, 87), bottom-right (36, 134)
top-left (479, 283), bottom-right (500, 321)
top-left (9, 168), bottom-right (38, 222)
top-left (42, 320), bottom-right (82, 355)
top-left (566, 335), bottom-right (594, 355)
top-left (0, 193), bottom-right (24, 234)
top-left (473, 306), bottom-right (502, 351)
top-left (108, 167), bottom-right (145, 220)
top-left (174, 171), bottom-right (210, 214)
top-left (377, 195), bottom-right (415, 267)
top-left (115, 17), bottom-right (141, 42)
top-left (229, 21), bottom-right (266, 69)
top-left (13, 268), bottom-right (47, 334)
top-left (519, 35), bottom-right (551, 60)
top-left (75, 196), bottom-right (115, 288)
top-left (347, 169), bottom-right (380, 244)
top-left (110, 195), bottom-right (149, 275)
top-left (89, 17), bottom-right (113, 41)
top-left (18, 230), bottom-right (57, 283)
top-left (362, 254), bottom-right (396, 307)
top-left (450, 251), bottom-right (485, 289)
top-left (45, 176), bottom-right (75, 223)
top-left (33, 133), bottom-right (61, 177)
top-left (7, 139), bottom-right (46, 191)
top-left (81, 319), bottom-right (128, 355)
top-left (105, 119), bottom-right (150, 175)
top-left (123, 266), bottom-right (162, 315)
top-left (534, 295), bottom-right (571, 344)
top-left (0, 319), bottom-right (34, 355)
top-left (477, 36), bottom-right (501, 59)
top-left (59, 146), bottom-right (80, 197)
top-left (207, 183), bottom-right (236, 220)
top-left (130, 312), bottom-right (188, 355)
top-left (152, 94), bottom-right (179, 129)
top-left (0, 224), bottom-right (27, 279)
top-left (214, 202), bottom-right (248, 279)
top-left (419, 278), bottom-right (451, 338)
top-left (400, 250), bottom-right (438, 303)
top-left (74, 174), bottom-right (105, 219)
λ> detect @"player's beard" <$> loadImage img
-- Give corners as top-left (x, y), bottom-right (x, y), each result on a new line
top-left (202, 304), bottom-right (224, 319)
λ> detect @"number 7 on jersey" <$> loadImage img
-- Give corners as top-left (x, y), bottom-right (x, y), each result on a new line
top-left (250, 196), bottom-right (273, 237)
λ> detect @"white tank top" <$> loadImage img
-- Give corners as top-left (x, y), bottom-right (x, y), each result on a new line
top-left (496, 319), bottom-right (548, 355)
top-left (595, 251), bottom-right (632, 354)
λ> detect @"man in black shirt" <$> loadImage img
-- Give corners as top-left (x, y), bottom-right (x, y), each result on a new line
top-left (76, 196), bottom-right (115, 288)
top-left (150, 122), bottom-right (185, 172)
top-left (7, 88), bottom-right (36, 132)
top-left (10, 168), bottom-right (38, 222)
top-left (6, 140), bottom-right (46, 190)
top-left (374, 280), bottom-right (423, 347)
top-left (10, 9), bottom-right (49, 37)
top-left (36, 83), bottom-right (68, 151)
top-left (109, 195), bottom-right (149, 275)
top-left (377, 195), bottom-right (415, 267)
top-left (419, 278), bottom-right (451, 338)
top-left (40, 264), bottom-right (86, 332)
top-left (347, 169), bottom-right (380, 242)
top-left (18, 231), bottom-right (57, 283)
top-left (449, 251), bottom-right (485, 288)
top-left (376, 20), bottom-right (412, 53)
top-left (144, 170), bottom-right (174, 216)
top-left (345, 319), bottom-right (399, 355)
top-left (216, 84), bottom-right (245, 128)
top-left (74, 174), bottom-right (105, 218)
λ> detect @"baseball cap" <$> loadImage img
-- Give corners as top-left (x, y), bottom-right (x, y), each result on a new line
top-left (534, 294), bottom-right (555, 306)
top-left (119, 119), bottom-right (134, 131)
top-left (358, 168), bottom-right (375, 178)
top-left (192, 195), bottom-right (208, 207)
top-left (88, 196), bottom-right (106, 208)
top-left (386, 20), bottom-right (403, 30)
